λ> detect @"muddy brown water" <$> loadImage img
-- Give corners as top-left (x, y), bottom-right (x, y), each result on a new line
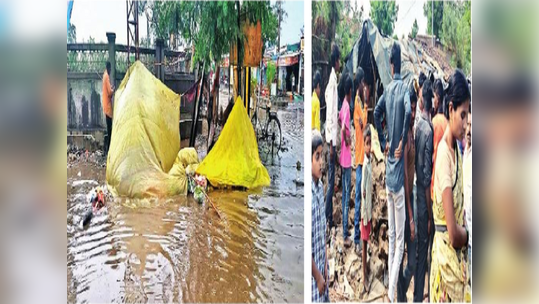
top-left (67, 104), bottom-right (304, 303)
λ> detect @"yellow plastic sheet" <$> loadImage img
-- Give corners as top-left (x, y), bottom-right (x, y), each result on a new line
top-left (106, 61), bottom-right (197, 198)
top-left (196, 97), bottom-right (270, 189)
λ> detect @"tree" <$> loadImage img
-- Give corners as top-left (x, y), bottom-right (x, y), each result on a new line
top-left (411, 18), bottom-right (419, 39)
top-left (137, 1), bottom-right (152, 46)
top-left (266, 60), bottom-right (276, 89)
top-left (149, 1), bottom-right (277, 65)
top-left (68, 23), bottom-right (76, 43)
top-left (370, 1), bottom-right (399, 37)
top-left (442, 0), bottom-right (471, 74)
top-left (423, 0), bottom-right (444, 38)
top-left (336, 0), bottom-right (364, 60)
top-left (274, 0), bottom-right (288, 54)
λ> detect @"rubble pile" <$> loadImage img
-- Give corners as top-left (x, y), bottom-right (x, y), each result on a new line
top-left (321, 127), bottom-right (390, 302)
top-left (67, 144), bottom-right (107, 168)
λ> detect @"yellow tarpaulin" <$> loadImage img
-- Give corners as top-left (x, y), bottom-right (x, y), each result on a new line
top-left (196, 97), bottom-right (270, 189)
top-left (106, 61), bottom-right (198, 198)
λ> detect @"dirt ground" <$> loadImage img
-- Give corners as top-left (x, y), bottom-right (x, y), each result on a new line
top-left (321, 127), bottom-right (429, 302)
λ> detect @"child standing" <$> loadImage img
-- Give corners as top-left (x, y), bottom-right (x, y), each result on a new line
top-left (361, 125), bottom-right (373, 294)
top-left (353, 68), bottom-right (368, 253)
top-left (312, 130), bottom-right (329, 302)
top-left (339, 73), bottom-right (353, 247)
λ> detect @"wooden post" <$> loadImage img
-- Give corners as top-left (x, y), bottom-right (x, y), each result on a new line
top-left (155, 38), bottom-right (165, 82)
top-left (190, 62), bottom-right (205, 147)
top-left (246, 67), bottom-right (251, 116)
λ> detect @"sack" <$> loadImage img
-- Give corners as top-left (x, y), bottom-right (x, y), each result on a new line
top-left (106, 61), bottom-right (195, 198)
top-left (196, 97), bottom-right (270, 189)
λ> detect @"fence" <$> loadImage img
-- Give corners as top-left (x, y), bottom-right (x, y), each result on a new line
top-left (67, 32), bottom-right (197, 143)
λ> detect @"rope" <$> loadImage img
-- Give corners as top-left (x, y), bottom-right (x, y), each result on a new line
top-left (188, 175), bottom-right (222, 220)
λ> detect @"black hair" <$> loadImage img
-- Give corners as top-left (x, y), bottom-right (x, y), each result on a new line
top-left (409, 82), bottom-right (418, 105)
top-left (390, 42), bottom-right (401, 74)
top-left (354, 67), bottom-right (365, 92)
top-left (311, 130), bottom-right (324, 157)
top-left (313, 70), bottom-right (322, 92)
top-left (330, 43), bottom-right (340, 70)
top-left (344, 72), bottom-right (353, 98)
top-left (422, 79), bottom-right (433, 112)
top-left (418, 72), bottom-right (427, 88)
top-left (338, 72), bottom-right (346, 102)
top-left (444, 69), bottom-right (471, 119)
top-left (433, 79), bottom-right (444, 114)
top-left (363, 123), bottom-right (371, 140)
top-left (106, 61), bottom-right (111, 73)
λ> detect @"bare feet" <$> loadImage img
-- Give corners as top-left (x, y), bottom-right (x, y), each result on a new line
top-left (344, 237), bottom-right (352, 248)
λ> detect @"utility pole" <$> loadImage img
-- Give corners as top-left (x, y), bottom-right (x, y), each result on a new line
top-left (236, 1), bottom-right (242, 99)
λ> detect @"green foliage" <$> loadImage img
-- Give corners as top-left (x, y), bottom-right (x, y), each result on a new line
top-left (266, 60), bottom-right (276, 88)
top-left (371, 1), bottom-right (399, 36)
top-left (423, 0), bottom-right (444, 37)
top-left (442, 1), bottom-right (471, 74)
top-left (312, 0), bottom-right (363, 65)
top-left (411, 19), bottom-right (418, 39)
top-left (68, 23), bottom-right (76, 43)
top-left (336, 0), bottom-right (364, 61)
top-left (312, 0), bottom-right (342, 64)
top-left (150, 1), bottom-right (278, 65)
top-left (244, 1), bottom-right (279, 50)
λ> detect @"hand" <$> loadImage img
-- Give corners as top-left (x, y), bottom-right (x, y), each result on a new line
top-left (394, 140), bottom-right (403, 159)
top-left (410, 220), bottom-right (416, 242)
top-left (359, 117), bottom-right (364, 130)
top-left (384, 143), bottom-right (389, 156)
top-left (329, 144), bottom-right (334, 159)
top-left (317, 274), bottom-right (327, 295)
top-left (428, 219), bottom-right (432, 236)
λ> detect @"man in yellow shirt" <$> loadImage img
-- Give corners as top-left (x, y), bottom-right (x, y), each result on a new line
top-left (312, 71), bottom-right (321, 131)
top-left (353, 68), bottom-right (368, 251)
top-left (102, 61), bottom-right (115, 154)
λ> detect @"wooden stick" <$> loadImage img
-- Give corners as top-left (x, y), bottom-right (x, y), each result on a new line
top-left (203, 189), bottom-right (222, 220)
top-left (189, 175), bottom-right (222, 219)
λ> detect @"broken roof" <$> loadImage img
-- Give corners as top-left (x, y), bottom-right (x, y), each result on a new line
top-left (344, 19), bottom-right (447, 90)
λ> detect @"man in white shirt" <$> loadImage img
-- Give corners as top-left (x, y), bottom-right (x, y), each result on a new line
top-left (324, 43), bottom-right (340, 230)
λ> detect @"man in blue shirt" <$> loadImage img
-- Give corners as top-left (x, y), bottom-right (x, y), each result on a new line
top-left (374, 42), bottom-right (411, 302)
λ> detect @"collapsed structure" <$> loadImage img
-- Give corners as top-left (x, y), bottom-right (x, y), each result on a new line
top-left (106, 62), bottom-right (269, 198)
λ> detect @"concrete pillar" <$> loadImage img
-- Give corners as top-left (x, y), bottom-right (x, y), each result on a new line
top-left (155, 38), bottom-right (165, 82)
top-left (107, 32), bottom-right (116, 117)
top-left (106, 32), bottom-right (116, 84)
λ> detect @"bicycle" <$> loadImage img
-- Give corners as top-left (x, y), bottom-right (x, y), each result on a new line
top-left (250, 96), bottom-right (282, 159)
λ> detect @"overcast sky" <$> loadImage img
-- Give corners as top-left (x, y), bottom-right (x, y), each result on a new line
top-left (70, 0), bottom-right (304, 46)
top-left (354, 0), bottom-right (429, 38)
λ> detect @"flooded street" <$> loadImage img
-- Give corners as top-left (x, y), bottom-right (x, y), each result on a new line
top-left (66, 100), bottom-right (304, 303)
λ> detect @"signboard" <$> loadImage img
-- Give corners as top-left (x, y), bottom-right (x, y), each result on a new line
top-left (277, 54), bottom-right (299, 67)
top-left (230, 21), bottom-right (262, 67)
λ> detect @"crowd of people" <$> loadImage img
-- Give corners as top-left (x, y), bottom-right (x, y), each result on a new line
top-left (312, 42), bottom-right (472, 303)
